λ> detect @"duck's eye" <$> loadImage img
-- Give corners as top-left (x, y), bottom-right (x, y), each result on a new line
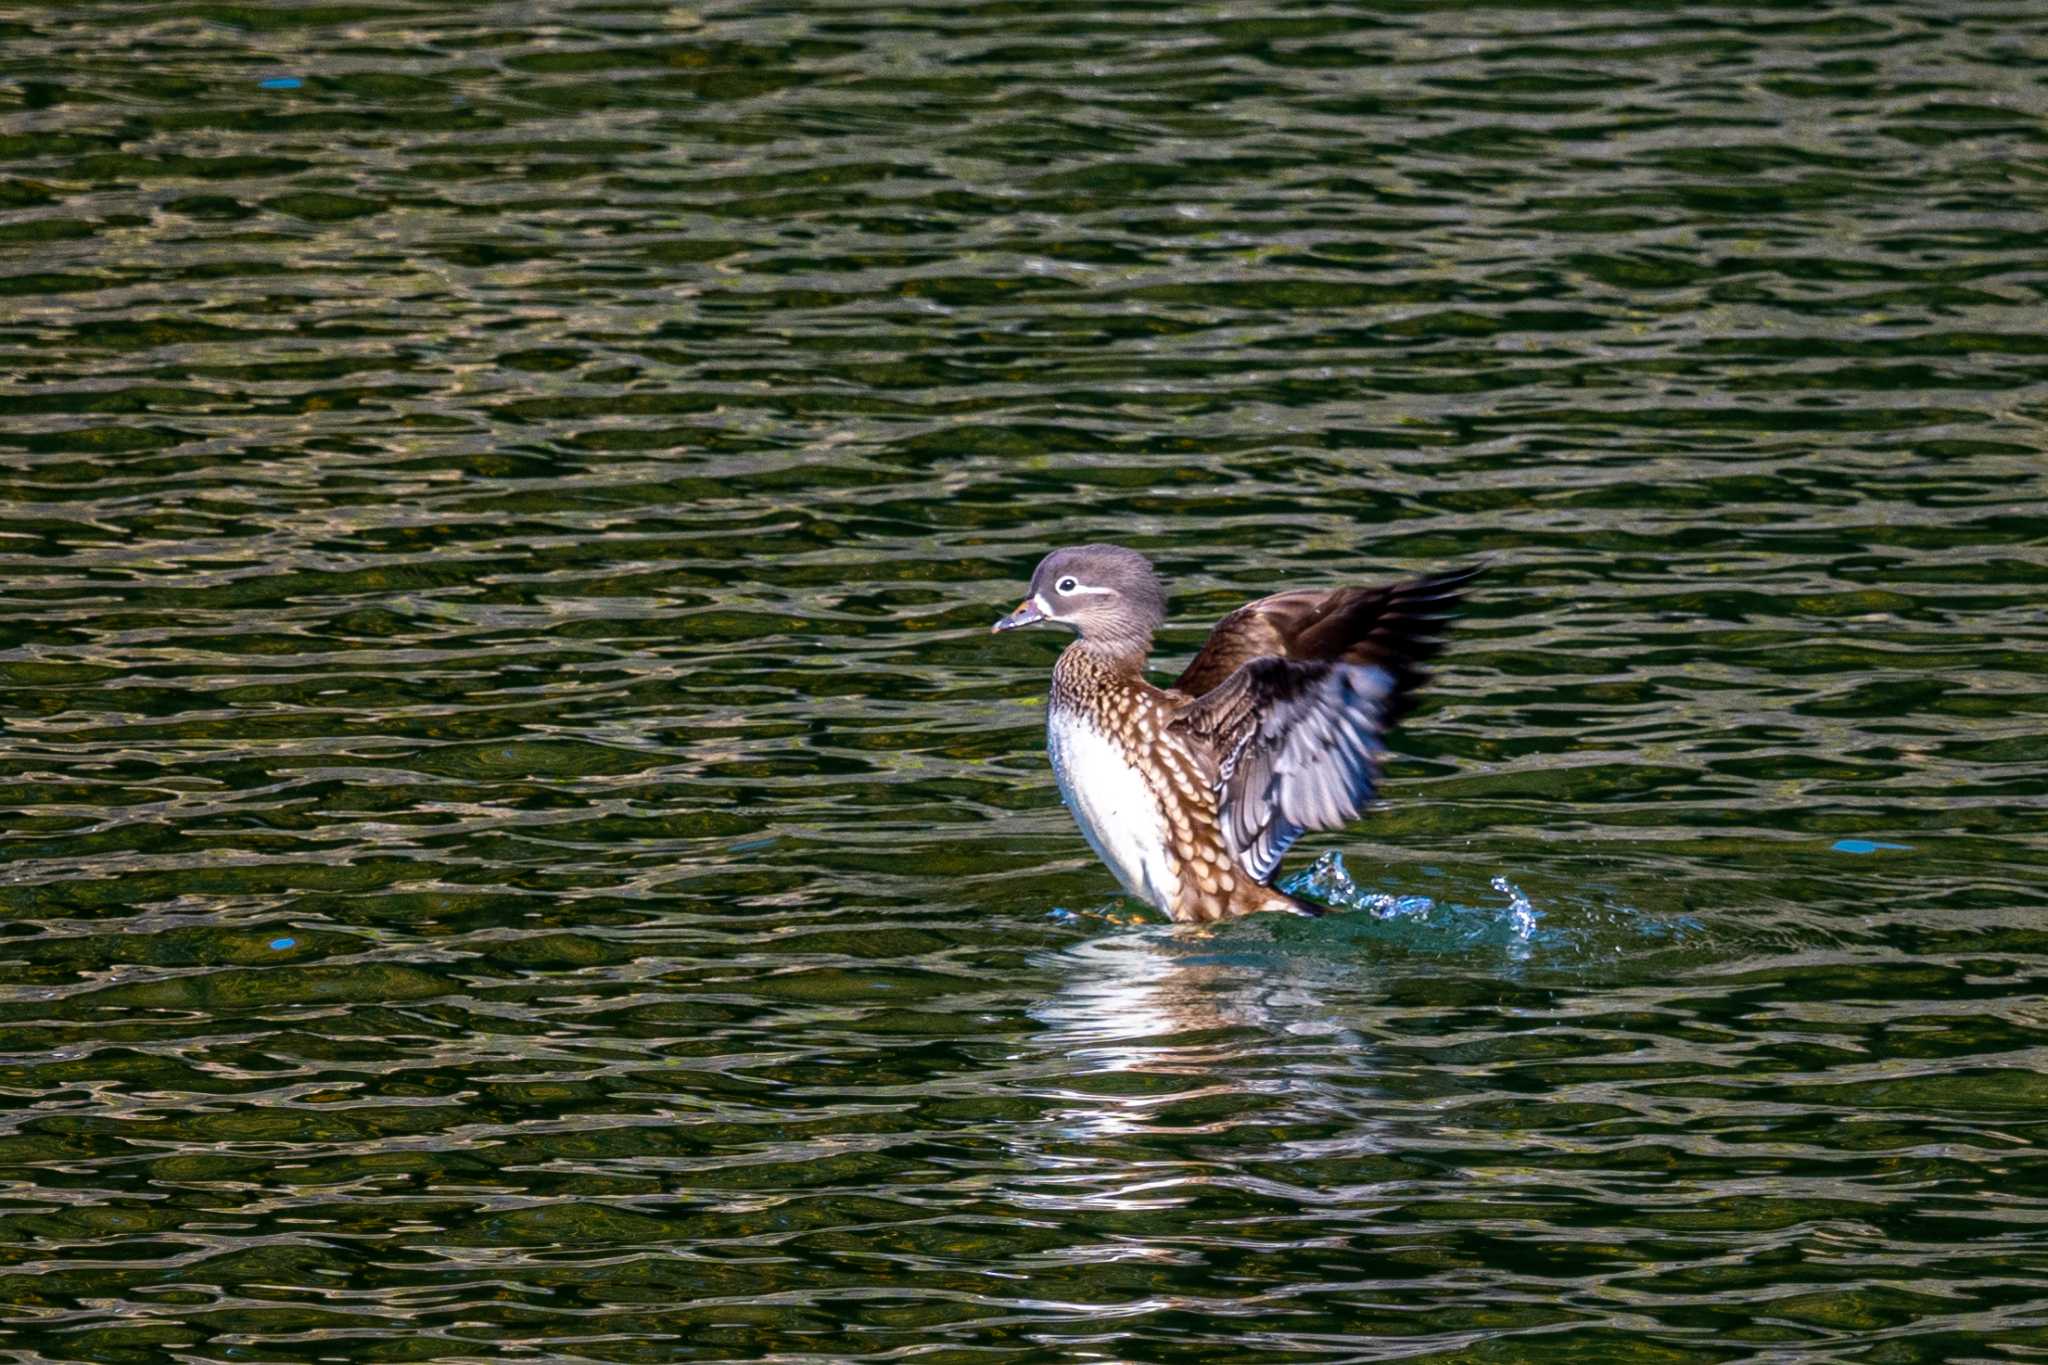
top-left (1056, 576), bottom-right (1079, 594)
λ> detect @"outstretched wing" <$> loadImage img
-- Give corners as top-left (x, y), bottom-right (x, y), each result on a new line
top-left (1170, 658), bottom-right (1397, 883)
top-left (1172, 595), bottom-right (1302, 700)
top-left (1172, 567), bottom-right (1481, 710)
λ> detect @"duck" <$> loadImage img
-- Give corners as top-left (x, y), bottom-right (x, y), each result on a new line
top-left (993, 544), bottom-right (1479, 923)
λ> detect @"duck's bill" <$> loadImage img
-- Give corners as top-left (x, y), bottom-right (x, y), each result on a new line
top-left (991, 599), bottom-right (1046, 633)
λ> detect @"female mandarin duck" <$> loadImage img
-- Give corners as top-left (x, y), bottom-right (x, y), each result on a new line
top-left (994, 545), bottom-right (1478, 923)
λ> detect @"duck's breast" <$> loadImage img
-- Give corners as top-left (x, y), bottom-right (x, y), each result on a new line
top-left (1046, 704), bottom-right (1180, 914)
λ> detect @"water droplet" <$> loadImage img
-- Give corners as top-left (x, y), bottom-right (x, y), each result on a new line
top-left (1492, 876), bottom-right (1541, 939)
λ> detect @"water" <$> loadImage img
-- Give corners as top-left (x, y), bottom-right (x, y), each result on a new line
top-left (2, 0), bottom-right (2046, 1359)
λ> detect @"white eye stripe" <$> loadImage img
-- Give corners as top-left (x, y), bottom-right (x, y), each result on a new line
top-left (1060, 583), bottom-right (1116, 597)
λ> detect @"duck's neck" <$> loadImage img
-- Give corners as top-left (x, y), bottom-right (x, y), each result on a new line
top-left (1057, 636), bottom-right (1151, 688)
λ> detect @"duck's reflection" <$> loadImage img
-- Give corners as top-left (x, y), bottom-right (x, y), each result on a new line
top-left (1025, 926), bottom-right (1365, 1142)
top-left (990, 925), bottom-right (1392, 1255)
top-left (1037, 932), bottom-right (1259, 1056)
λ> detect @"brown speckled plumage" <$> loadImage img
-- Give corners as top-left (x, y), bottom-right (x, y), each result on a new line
top-left (1049, 644), bottom-right (1278, 923)
top-left (995, 546), bottom-right (1478, 924)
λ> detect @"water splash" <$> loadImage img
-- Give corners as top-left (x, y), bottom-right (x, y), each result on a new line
top-left (1275, 851), bottom-right (1697, 960)
top-left (1274, 851), bottom-right (1549, 955)
top-left (1287, 850), bottom-right (1435, 918)
top-left (1044, 853), bottom-right (1692, 962)
top-left (1286, 851), bottom-right (1535, 932)
top-left (1493, 874), bottom-right (1540, 940)
top-left (1045, 855), bottom-right (1550, 947)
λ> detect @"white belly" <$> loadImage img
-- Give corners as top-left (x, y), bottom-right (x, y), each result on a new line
top-left (1046, 706), bottom-right (1180, 914)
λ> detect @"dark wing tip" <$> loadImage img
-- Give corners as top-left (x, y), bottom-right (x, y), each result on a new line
top-left (1336, 564), bottom-right (1487, 724)
top-left (1395, 562), bottom-right (1487, 613)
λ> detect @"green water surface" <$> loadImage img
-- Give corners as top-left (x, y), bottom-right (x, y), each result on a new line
top-left (0, 1), bottom-right (2046, 1361)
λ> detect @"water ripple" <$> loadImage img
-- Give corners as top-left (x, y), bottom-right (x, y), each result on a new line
top-left (0, 0), bottom-right (2045, 1359)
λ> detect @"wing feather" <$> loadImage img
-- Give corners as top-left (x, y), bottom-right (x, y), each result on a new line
top-left (1173, 657), bottom-right (1396, 882)
top-left (1172, 566), bottom-right (1481, 705)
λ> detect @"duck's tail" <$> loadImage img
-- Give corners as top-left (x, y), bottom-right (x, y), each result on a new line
top-left (1258, 887), bottom-right (1325, 918)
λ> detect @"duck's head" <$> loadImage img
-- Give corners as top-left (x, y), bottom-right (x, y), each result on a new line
top-left (991, 543), bottom-right (1167, 652)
